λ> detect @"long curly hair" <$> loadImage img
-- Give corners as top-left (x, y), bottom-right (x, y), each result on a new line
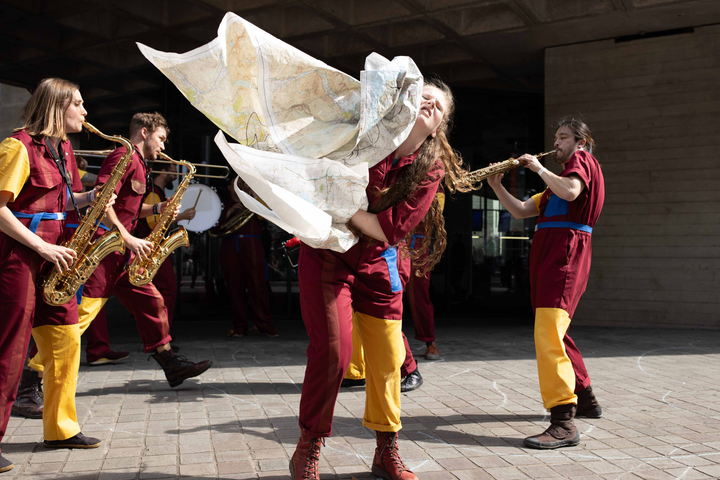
top-left (369, 78), bottom-right (476, 277)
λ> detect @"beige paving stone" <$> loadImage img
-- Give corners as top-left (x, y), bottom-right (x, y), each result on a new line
top-left (216, 460), bottom-right (256, 475)
top-left (179, 452), bottom-right (214, 464)
top-left (62, 459), bottom-right (104, 472)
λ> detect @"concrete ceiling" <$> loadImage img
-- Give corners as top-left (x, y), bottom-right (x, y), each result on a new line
top-left (1, 0), bottom-right (718, 132)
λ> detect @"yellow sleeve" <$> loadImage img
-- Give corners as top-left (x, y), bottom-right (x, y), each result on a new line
top-left (531, 190), bottom-right (546, 212)
top-left (436, 192), bottom-right (446, 214)
top-left (0, 138), bottom-right (30, 202)
top-left (144, 192), bottom-right (162, 230)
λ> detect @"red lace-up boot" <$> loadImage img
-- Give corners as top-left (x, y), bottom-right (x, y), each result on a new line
top-left (372, 431), bottom-right (418, 480)
top-left (290, 429), bottom-right (323, 480)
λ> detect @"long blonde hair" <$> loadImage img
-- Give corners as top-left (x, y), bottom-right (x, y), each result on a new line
top-left (370, 78), bottom-right (475, 276)
top-left (17, 78), bottom-right (79, 141)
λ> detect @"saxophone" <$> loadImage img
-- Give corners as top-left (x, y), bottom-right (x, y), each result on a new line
top-left (208, 206), bottom-right (254, 238)
top-left (41, 121), bottom-right (132, 305)
top-left (126, 152), bottom-right (195, 287)
top-left (466, 150), bottom-right (556, 186)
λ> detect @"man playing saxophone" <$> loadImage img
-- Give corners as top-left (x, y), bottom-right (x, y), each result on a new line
top-left (487, 117), bottom-right (604, 449)
top-left (30, 112), bottom-right (212, 400)
top-left (84, 162), bottom-right (196, 362)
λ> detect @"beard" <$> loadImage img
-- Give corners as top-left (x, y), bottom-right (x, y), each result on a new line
top-left (554, 149), bottom-right (572, 164)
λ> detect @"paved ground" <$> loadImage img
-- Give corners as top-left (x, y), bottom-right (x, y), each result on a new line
top-left (3, 315), bottom-right (719, 480)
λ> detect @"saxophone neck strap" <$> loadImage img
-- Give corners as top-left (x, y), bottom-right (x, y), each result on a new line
top-left (44, 138), bottom-right (82, 221)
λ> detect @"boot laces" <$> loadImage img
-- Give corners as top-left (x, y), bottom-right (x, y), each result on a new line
top-left (173, 354), bottom-right (193, 366)
top-left (303, 437), bottom-right (324, 478)
top-left (31, 383), bottom-right (43, 403)
top-left (382, 435), bottom-right (410, 473)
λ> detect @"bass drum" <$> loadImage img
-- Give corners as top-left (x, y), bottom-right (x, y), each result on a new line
top-left (177, 183), bottom-right (223, 233)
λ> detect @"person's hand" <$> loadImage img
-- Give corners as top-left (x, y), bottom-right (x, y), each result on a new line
top-left (159, 201), bottom-right (181, 220)
top-left (486, 163), bottom-right (504, 189)
top-left (519, 153), bottom-right (542, 173)
top-left (125, 235), bottom-right (153, 259)
top-left (177, 208), bottom-right (196, 222)
top-left (104, 193), bottom-right (116, 212)
top-left (37, 242), bottom-right (77, 273)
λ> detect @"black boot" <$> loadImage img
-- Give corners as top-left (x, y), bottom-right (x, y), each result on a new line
top-left (524, 403), bottom-right (580, 449)
top-left (341, 378), bottom-right (366, 388)
top-left (576, 385), bottom-right (602, 418)
top-left (44, 432), bottom-right (101, 449)
top-left (400, 369), bottom-right (423, 393)
top-left (11, 368), bottom-right (43, 419)
top-left (152, 349), bottom-right (212, 388)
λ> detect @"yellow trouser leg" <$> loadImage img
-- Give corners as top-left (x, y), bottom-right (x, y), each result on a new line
top-left (344, 311), bottom-right (366, 380)
top-left (28, 297), bottom-right (108, 373)
top-left (32, 324), bottom-right (81, 441)
top-left (354, 311), bottom-right (404, 432)
top-left (535, 307), bottom-right (577, 410)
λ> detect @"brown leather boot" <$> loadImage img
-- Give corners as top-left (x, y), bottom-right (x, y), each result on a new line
top-left (576, 385), bottom-right (602, 418)
top-left (151, 349), bottom-right (212, 388)
top-left (289, 430), bottom-right (323, 480)
top-left (372, 431), bottom-right (418, 480)
top-left (11, 368), bottom-right (43, 419)
top-left (524, 403), bottom-right (580, 449)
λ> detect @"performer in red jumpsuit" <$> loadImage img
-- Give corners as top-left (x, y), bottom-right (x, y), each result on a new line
top-left (0, 78), bottom-right (113, 469)
top-left (84, 162), bottom-right (196, 363)
top-left (216, 178), bottom-right (277, 337)
top-left (29, 113), bottom-right (212, 439)
top-left (488, 117), bottom-right (604, 449)
top-left (406, 191), bottom-right (444, 361)
top-left (291, 79), bottom-right (475, 480)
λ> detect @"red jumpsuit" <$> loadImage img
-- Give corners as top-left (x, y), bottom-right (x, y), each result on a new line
top-left (216, 203), bottom-right (274, 334)
top-left (298, 151), bottom-right (443, 437)
top-left (530, 150), bottom-right (604, 409)
top-left (0, 130), bottom-right (82, 445)
top-left (84, 182), bottom-right (178, 360)
top-left (77, 146), bottom-right (172, 351)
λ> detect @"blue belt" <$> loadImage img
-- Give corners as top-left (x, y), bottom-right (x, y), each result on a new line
top-left (228, 234), bottom-right (260, 252)
top-left (66, 222), bottom-right (110, 231)
top-left (536, 221), bottom-right (592, 234)
top-left (11, 211), bottom-right (66, 234)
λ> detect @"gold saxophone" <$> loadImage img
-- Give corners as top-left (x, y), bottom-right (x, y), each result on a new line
top-left (41, 121), bottom-right (132, 305)
top-left (126, 152), bottom-right (195, 286)
top-left (466, 150), bottom-right (556, 186)
top-left (208, 206), bottom-right (255, 238)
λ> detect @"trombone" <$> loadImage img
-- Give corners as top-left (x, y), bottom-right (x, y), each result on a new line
top-left (73, 149), bottom-right (230, 179)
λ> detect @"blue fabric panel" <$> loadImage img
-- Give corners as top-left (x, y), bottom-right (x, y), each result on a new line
top-left (76, 284), bottom-right (85, 305)
top-left (536, 222), bottom-right (593, 234)
top-left (410, 234), bottom-right (425, 250)
top-left (381, 246), bottom-right (403, 293)
top-left (545, 195), bottom-right (568, 217)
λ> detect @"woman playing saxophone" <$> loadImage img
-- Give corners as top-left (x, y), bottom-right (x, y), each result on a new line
top-left (0, 78), bottom-right (118, 467)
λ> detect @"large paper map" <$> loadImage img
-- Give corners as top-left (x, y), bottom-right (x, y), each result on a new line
top-left (137, 12), bottom-right (422, 251)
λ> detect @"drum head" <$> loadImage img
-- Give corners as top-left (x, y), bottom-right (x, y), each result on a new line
top-left (177, 183), bottom-right (222, 232)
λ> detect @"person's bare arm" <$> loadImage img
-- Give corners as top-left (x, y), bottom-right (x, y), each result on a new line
top-left (69, 185), bottom-right (115, 210)
top-left (486, 166), bottom-right (539, 219)
top-left (520, 154), bottom-right (585, 202)
top-left (0, 191), bottom-right (76, 272)
top-left (349, 209), bottom-right (389, 243)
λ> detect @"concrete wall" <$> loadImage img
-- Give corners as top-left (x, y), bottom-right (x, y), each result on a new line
top-left (0, 83), bottom-right (30, 140)
top-left (545, 25), bottom-right (720, 329)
